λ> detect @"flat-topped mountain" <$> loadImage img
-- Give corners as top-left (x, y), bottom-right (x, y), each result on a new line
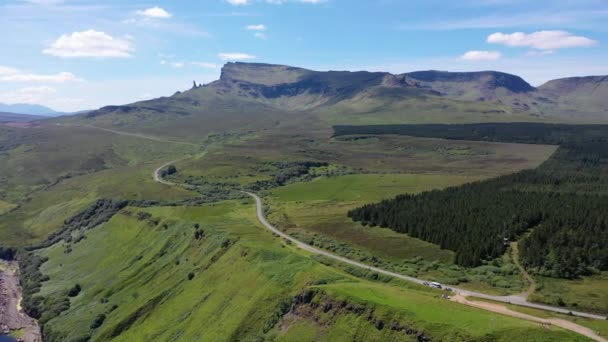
top-left (405, 70), bottom-right (535, 100)
top-left (71, 62), bottom-right (608, 135)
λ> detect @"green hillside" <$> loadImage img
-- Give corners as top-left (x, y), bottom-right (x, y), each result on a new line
top-left (28, 200), bottom-right (588, 341)
top-left (1, 62), bottom-right (607, 341)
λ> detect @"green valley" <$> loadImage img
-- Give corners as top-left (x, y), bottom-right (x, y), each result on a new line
top-left (1, 61), bottom-right (607, 342)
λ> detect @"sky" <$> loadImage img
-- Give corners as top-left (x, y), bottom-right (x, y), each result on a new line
top-left (0, 0), bottom-right (607, 112)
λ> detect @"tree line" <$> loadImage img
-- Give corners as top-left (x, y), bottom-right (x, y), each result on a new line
top-left (346, 124), bottom-right (608, 279)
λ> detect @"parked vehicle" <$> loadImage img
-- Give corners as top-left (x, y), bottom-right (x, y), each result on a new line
top-left (431, 282), bottom-right (442, 289)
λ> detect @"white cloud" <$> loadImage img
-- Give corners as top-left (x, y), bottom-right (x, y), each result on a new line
top-left (401, 9), bottom-right (608, 31)
top-left (0, 86), bottom-right (56, 104)
top-left (0, 66), bottom-right (82, 83)
top-left (43, 30), bottom-right (134, 58)
top-left (191, 62), bottom-right (221, 69)
top-left (0, 66), bottom-right (19, 76)
top-left (488, 30), bottom-right (597, 50)
top-left (246, 24), bottom-right (267, 39)
top-left (21, 0), bottom-right (64, 4)
top-left (160, 60), bottom-right (185, 68)
top-left (226, 0), bottom-right (324, 5)
top-left (461, 50), bottom-right (502, 61)
top-left (246, 24), bottom-right (266, 31)
top-left (136, 7), bottom-right (172, 19)
top-left (1, 72), bottom-right (81, 83)
top-left (218, 52), bottom-right (256, 60)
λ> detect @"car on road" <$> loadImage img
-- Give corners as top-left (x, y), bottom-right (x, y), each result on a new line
top-left (423, 281), bottom-right (429, 286)
top-left (431, 282), bottom-right (442, 289)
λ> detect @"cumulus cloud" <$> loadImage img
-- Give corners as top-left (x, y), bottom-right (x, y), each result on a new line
top-left (191, 62), bottom-right (221, 69)
top-left (43, 30), bottom-right (134, 58)
top-left (246, 24), bottom-right (267, 39)
top-left (136, 7), bottom-right (172, 19)
top-left (487, 30), bottom-right (597, 50)
top-left (226, 0), bottom-right (249, 4)
top-left (460, 50), bottom-right (502, 61)
top-left (0, 86), bottom-right (56, 104)
top-left (246, 24), bottom-right (266, 31)
top-left (218, 53), bottom-right (256, 60)
top-left (0, 66), bottom-right (82, 83)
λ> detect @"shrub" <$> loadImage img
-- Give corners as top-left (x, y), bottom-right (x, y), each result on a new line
top-left (68, 284), bottom-right (82, 297)
top-left (90, 314), bottom-right (106, 329)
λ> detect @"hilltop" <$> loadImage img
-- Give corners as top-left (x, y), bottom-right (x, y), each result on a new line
top-left (0, 103), bottom-right (62, 117)
top-left (68, 62), bottom-right (608, 138)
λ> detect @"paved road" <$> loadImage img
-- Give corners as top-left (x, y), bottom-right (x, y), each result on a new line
top-left (91, 124), bottom-right (607, 338)
top-left (96, 122), bottom-right (605, 323)
top-left (243, 191), bottom-right (607, 321)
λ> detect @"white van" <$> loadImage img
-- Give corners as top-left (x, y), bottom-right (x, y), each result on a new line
top-left (430, 282), bottom-right (442, 289)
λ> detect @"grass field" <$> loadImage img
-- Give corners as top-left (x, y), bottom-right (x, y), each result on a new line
top-left (529, 275), bottom-right (608, 315)
top-left (263, 174), bottom-right (535, 294)
top-left (0, 199), bottom-right (16, 215)
top-left (33, 200), bottom-right (589, 341)
top-left (0, 161), bottom-right (196, 247)
top-left (0, 124), bottom-right (197, 203)
top-left (170, 127), bottom-right (556, 191)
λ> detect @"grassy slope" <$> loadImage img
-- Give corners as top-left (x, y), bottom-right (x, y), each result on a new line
top-left (0, 162), bottom-right (195, 246)
top-left (530, 275), bottom-right (608, 315)
top-left (59, 89), bottom-right (288, 142)
top-left (0, 124), bottom-right (197, 202)
top-left (267, 174), bottom-right (472, 263)
top-left (0, 123), bottom-right (198, 246)
top-left (35, 200), bottom-right (588, 341)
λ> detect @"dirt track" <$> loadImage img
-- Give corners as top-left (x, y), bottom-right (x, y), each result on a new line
top-left (510, 241), bottom-right (537, 299)
top-left (0, 262), bottom-right (41, 342)
top-left (452, 294), bottom-right (607, 342)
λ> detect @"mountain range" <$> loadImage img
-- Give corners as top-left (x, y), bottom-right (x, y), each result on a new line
top-left (67, 62), bottom-right (608, 138)
top-left (0, 103), bottom-right (63, 116)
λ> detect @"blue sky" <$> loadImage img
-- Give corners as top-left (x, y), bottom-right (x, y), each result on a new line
top-left (0, 0), bottom-right (607, 112)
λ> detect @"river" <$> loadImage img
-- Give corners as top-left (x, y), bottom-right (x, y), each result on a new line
top-left (0, 334), bottom-right (16, 342)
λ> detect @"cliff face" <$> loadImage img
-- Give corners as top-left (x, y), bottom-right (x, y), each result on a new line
top-left (81, 62), bottom-right (608, 122)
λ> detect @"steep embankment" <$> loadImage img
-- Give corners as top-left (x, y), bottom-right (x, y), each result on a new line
top-left (28, 202), bottom-right (592, 342)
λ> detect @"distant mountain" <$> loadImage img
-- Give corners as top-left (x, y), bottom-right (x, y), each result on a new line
top-left (405, 70), bottom-right (535, 100)
top-left (70, 62), bottom-right (608, 136)
top-left (0, 103), bottom-right (63, 116)
top-left (0, 112), bottom-right (45, 123)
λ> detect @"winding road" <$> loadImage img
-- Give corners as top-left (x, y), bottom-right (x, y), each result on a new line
top-left (83, 124), bottom-right (607, 340)
top-left (242, 192), bottom-right (606, 320)
top-left (242, 192), bottom-right (607, 341)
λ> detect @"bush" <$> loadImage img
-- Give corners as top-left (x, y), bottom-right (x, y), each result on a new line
top-left (90, 313), bottom-right (106, 329)
top-left (68, 284), bottom-right (82, 297)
